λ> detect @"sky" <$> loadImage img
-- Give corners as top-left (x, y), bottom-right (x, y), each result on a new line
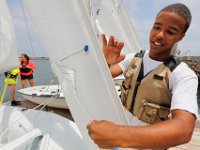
top-left (123, 0), bottom-right (200, 56)
top-left (6, 0), bottom-right (200, 57)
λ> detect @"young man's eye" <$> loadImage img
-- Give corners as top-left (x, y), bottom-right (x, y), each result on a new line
top-left (153, 26), bottom-right (160, 30)
top-left (167, 30), bottom-right (176, 35)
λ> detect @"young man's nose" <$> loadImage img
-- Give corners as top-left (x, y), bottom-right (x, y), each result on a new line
top-left (156, 31), bottom-right (165, 40)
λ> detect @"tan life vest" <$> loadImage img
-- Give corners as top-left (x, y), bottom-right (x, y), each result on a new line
top-left (120, 51), bottom-right (180, 124)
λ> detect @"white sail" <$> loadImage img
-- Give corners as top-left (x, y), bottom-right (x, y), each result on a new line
top-left (83, 0), bottom-right (92, 18)
top-left (0, 0), bottom-right (19, 74)
top-left (22, 0), bottom-right (129, 149)
top-left (91, 0), bottom-right (141, 54)
top-left (0, 106), bottom-right (87, 150)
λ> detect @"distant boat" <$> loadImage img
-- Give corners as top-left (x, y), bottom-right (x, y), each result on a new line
top-left (17, 79), bottom-right (122, 110)
top-left (17, 85), bottom-right (68, 109)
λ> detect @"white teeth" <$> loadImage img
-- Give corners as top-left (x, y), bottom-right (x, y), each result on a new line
top-left (154, 42), bottom-right (162, 46)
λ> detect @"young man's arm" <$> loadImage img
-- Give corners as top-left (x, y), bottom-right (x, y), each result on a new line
top-left (87, 109), bottom-right (196, 149)
top-left (109, 64), bottom-right (123, 78)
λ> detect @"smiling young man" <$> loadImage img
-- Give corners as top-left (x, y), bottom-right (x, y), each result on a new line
top-left (87, 3), bottom-right (198, 149)
top-left (149, 11), bottom-right (185, 61)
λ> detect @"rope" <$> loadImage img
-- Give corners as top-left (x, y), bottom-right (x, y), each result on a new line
top-left (30, 94), bottom-right (60, 129)
top-left (0, 81), bottom-right (8, 107)
top-left (44, 79), bottom-right (56, 92)
top-left (19, 0), bottom-right (36, 58)
top-left (0, 94), bottom-right (60, 139)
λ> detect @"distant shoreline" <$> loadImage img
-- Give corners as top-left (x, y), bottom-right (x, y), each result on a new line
top-left (17, 57), bottom-right (48, 60)
top-left (27, 56), bottom-right (200, 83)
top-left (30, 57), bottom-right (49, 60)
top-left (28, 56), bottom-right (200, 59)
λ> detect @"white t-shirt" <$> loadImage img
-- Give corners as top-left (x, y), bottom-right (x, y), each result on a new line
top-left (119, 50), bottom-right (199, 126)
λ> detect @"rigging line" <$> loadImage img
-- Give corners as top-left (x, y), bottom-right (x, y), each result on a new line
top-left (30, 94), bottom-right (60, 129)
top-left (31, 99), bottom-right (55, 134)
top-left (60, 50), bottom-right (83, 61)
top-left (0, 94), bottom-right (60, 138)
top-left (44, 79), bottom-right (56, 92)
top-left (60, 45), bottom-right (89, 61)
top-left (19, 0), bottom-right (35, 57)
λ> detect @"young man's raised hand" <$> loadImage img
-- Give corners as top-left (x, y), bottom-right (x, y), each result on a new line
top-left (102, 34), bottom-right (125, 65)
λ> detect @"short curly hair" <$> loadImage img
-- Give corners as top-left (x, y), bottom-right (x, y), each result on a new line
top-left (157, 3), bottom-right (192, 33)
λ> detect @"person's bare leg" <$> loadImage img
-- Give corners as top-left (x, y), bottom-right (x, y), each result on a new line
top-left (10, 84), bottom-right (16, 101)
top-left (21, 80), bottom-right (27, 88)
top-left (28, 79), bottom-right (34, 87)
top-left (10, 84), bottom-right (21, 106)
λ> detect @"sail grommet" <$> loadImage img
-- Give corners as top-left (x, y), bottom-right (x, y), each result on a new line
top-left (83, 45), bottom-right (89, 53)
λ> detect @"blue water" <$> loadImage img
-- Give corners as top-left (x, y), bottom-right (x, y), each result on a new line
top-left (0, 59), bottom-right (200, 112)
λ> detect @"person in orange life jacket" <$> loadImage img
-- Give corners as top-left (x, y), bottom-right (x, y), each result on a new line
top-left (19, 54), bottom-right (36, 88)
top-left (87, 3), bottom-right (198, 149)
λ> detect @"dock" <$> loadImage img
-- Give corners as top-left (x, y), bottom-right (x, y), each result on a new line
top-left (169, 127), bottom-right (200, 150)
top-left (20, 99), bottom-right (74, 121)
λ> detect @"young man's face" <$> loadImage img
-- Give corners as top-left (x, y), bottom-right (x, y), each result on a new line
top-left (149, 11), bottom-right (186, 61)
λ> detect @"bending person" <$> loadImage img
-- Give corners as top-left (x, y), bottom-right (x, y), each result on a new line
top-left (19, 54), bottom-right (36, 88)
top-left (87, 3), bottom-right (198, 149)
top-left (4, 69), bottom-right (21, 106)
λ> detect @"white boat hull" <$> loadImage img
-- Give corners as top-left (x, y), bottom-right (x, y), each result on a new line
top-left (0, 105), bottom-right (87, 150)
top-left (17, 85), bottom-right (68, 109)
